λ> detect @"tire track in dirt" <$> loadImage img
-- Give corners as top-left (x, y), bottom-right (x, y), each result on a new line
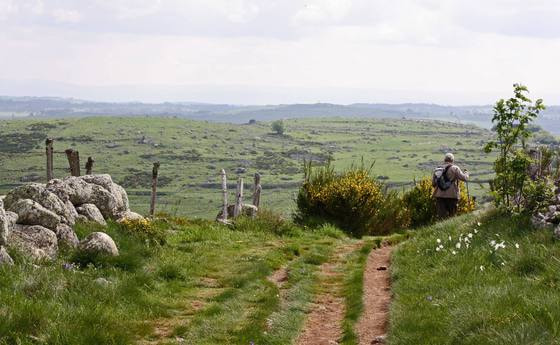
top-left (295, 242), bottom-right (362, 345)
top-left (356, 245), bottom-right (393, 345)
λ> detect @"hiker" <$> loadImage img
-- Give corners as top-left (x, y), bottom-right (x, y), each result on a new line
top-left (432, 153), bottom-right (469, 219)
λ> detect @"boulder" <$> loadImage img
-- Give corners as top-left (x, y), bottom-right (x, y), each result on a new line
top-left (4, 183), bottom-right (74, 225)
top-left (8, 224), bottom-right (58, 260)
top-left (55, 223), bottom-right (79, 248)
top-left (0, 200), bottom-right (8, 246)
top-left (79, 232), bottom-right (118, 256)
top-left (80, 175), bottom-right (129, 217)
top-left (76, 204), bottom-right (107, 225)
top-left (7, 199), bottom-right (61, 231)
top-left (116, 211), bottom-right (144, 223)
top-left (5, 211), bottom-right (18, 229)
top-left (216, 204), bottom-right (258, 220)
top-left (0, 246), bottom-right (13, 265)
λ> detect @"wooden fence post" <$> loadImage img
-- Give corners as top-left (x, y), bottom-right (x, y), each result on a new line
top-left (65, 149), bottom-right (81, 176)
top-left (150, 162), bottom-right (160, 217)
top-left (220, 169), bottom-right (228, 222)
top-left (233, 177), bottom-right (244, 217)
top-left (85, 157), bottom-right (94, 175)
top-left (253, 173), bottom-right (262, 210)
top-left (45, 138), bottom-right (54, 181)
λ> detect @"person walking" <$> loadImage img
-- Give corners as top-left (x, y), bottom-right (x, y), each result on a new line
top-left (432, 153), bottom-right (469, 219)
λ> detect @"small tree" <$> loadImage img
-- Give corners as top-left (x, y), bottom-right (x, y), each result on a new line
top-left (484, 84), bottom-right (545, 211)
top-left (271, 120), bottom-right (285, 135)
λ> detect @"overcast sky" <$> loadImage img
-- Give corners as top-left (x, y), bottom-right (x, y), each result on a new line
top-left (0, 0), bottom-right (559, 105)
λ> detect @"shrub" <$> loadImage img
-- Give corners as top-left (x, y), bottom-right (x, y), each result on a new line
top-left (271, 120), bottom-right (285, 135)
top-left (118, 218), bottom-right (167, 245)
top-left (295, 162), bottom-right (409, 237)
top-left (233, 209), bottom-right (300, 236)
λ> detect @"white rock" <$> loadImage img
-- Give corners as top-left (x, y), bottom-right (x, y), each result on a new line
top-left (0, 246), bottom-right (13, 265)
top-left (79, 232), bottom-right (119, 256)
top-left (117, 211), bottom-right (144, 223)
top-left (8, 224), bottom-right (58, 260)
top-left (76, 204), bottom-right (107, 225)
top-left (8, 199), bottom-right (61, 231)
top-left (0, 199), bottom-right (8, 247)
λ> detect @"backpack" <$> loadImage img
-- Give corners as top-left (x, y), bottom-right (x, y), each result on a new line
top-left (434, 165), bottom-right (453, 191)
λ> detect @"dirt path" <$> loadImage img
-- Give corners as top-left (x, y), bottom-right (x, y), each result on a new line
top-left (356, 245), bottom-right (393, 345)
top-left (295, 242), bottom-right (361, 345)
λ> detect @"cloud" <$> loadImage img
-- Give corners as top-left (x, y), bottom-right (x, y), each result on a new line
top-left (51, 8), bottom-right (82, 23)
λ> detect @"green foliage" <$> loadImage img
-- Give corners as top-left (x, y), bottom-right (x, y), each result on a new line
top-left (484, 84), bottom-right (546, 212)
top-left (233, 209), bottom-right (300, 236)
top-left (295, 162), bottom-right (410, 237)
top-left (271, 119), bottom-right (285, 135)
top-left (401, 177), bottom-right (437, 227)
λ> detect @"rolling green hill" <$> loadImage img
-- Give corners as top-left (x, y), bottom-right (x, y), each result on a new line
top-left (0, 116), bottom-right (495, 218)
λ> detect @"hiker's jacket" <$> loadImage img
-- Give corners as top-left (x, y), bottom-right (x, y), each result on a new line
top-left (432, 164), bottom-right (469, 200)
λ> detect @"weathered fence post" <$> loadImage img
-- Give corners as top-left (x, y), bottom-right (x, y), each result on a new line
top-left (233, 177), bottom-right (244, 217)
top-left (252, 173), bottom-right (262, 210)
top-left (65, 149), bottom-right (81, 176)
top-left (150, 162), bottom-right (160, 217)
top-left (85, 157), bottom-right (94, 175)
top-left (45, 138), bottom-right (54, 181)
top-left (220, 169), bottom-right (228, 222)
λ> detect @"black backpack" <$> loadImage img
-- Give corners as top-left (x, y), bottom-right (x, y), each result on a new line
top-left (435, 165), bottom-right (453, 191)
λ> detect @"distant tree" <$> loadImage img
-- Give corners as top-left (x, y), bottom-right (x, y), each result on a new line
top-left (271, 120), bottom-right (285, 135)
top-left (248, 119), bottom-right (257, 125)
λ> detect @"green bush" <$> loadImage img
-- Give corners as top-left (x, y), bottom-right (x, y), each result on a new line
top-left (295, 162), bottom-right (409, 237)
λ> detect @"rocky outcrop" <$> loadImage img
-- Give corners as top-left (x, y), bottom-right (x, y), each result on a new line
top-left (4, 183), bottom-right (75, 225)
top-left (9, 225), bottom-right (58, 260)
top-left (76, 204), bottom-right (106, 225)
top-left (79, 232), bottom-right (119, 256)
top-left (2, 174), bottom-right (139, 261)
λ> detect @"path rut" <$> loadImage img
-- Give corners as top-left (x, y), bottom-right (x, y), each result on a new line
top-left (356, 245), bottom-right (393, 345)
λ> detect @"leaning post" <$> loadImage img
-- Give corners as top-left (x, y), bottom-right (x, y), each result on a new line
top-left (252, 173), bottom-right (262, 210)
top-left (149, 162), bottom-right (160, 217)
top-left (65, 149), bottom-right (81, 176)
top-left (220, 169), bottom-right (228, 222)
top-left (45, 138), bottom-right (54, 181)
top-left (85, 157), bottom-right (95, 175)
top-left (233, 177), bottom-right (244, 217)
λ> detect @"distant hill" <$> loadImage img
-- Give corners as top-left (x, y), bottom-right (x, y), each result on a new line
top-left (2, 95), bottom-right (560, 133)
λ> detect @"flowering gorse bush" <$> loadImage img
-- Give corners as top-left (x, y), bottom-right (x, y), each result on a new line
top-left (295, 162), bottom-right (409, 237)
top-left (119, 217), bottom-right (167, 245)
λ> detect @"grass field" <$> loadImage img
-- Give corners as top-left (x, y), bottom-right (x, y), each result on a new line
top-left (0, 116), bottom-right (495, 219)
top-left (389, 210), bottom-right (560, 344)
top-left (0, 214), bottom-right (360, 344)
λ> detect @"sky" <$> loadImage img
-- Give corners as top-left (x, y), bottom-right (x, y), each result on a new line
top-left (0, 0), bottom-right (559, 105)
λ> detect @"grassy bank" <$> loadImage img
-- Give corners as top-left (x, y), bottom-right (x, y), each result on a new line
top-left (0, 214), bottom-right (352, 345)
top-left (389, 210), bottom-right (560, 344)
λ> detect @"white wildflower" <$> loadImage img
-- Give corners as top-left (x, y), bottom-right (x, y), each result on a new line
top-left (439, 244), bottom-right (444, 249)
top-left (452, 250), bottom-right (457, 255)
top-left (466, 243), bottom-right (470, 249)
top-left (437, 238), bottom-right (441, 244)
top-left (515, 243), bottom-right (520, 249)
top-left (474, 229), bottom-right (478, 234)
top-left (480, 265), bottom-right (485, 271)
top-left (490, 240), bottom-right (496, 246)
top-left (501, 262), bottom-right (506, 266)
top-left (448, 236), bottom-right (452, 241)
top-left (468, 233), bottom-right (473, 239)
top-left (494, 241), bottom-right (506, 250)
top-left (436, 247), bottom-right (441, 252)
top-left (455, 242), bottom-right (461, 249)
top-left (477, 222), bottom-right (481, 226)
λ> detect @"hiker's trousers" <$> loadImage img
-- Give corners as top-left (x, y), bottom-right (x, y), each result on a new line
top-left (436, 197), bottom-right (458, 219)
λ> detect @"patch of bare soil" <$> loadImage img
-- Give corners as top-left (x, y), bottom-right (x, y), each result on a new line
top-left (296, 243), bottom-right (361, 345)
top-left (356, 246), bottom-right (393, 345)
